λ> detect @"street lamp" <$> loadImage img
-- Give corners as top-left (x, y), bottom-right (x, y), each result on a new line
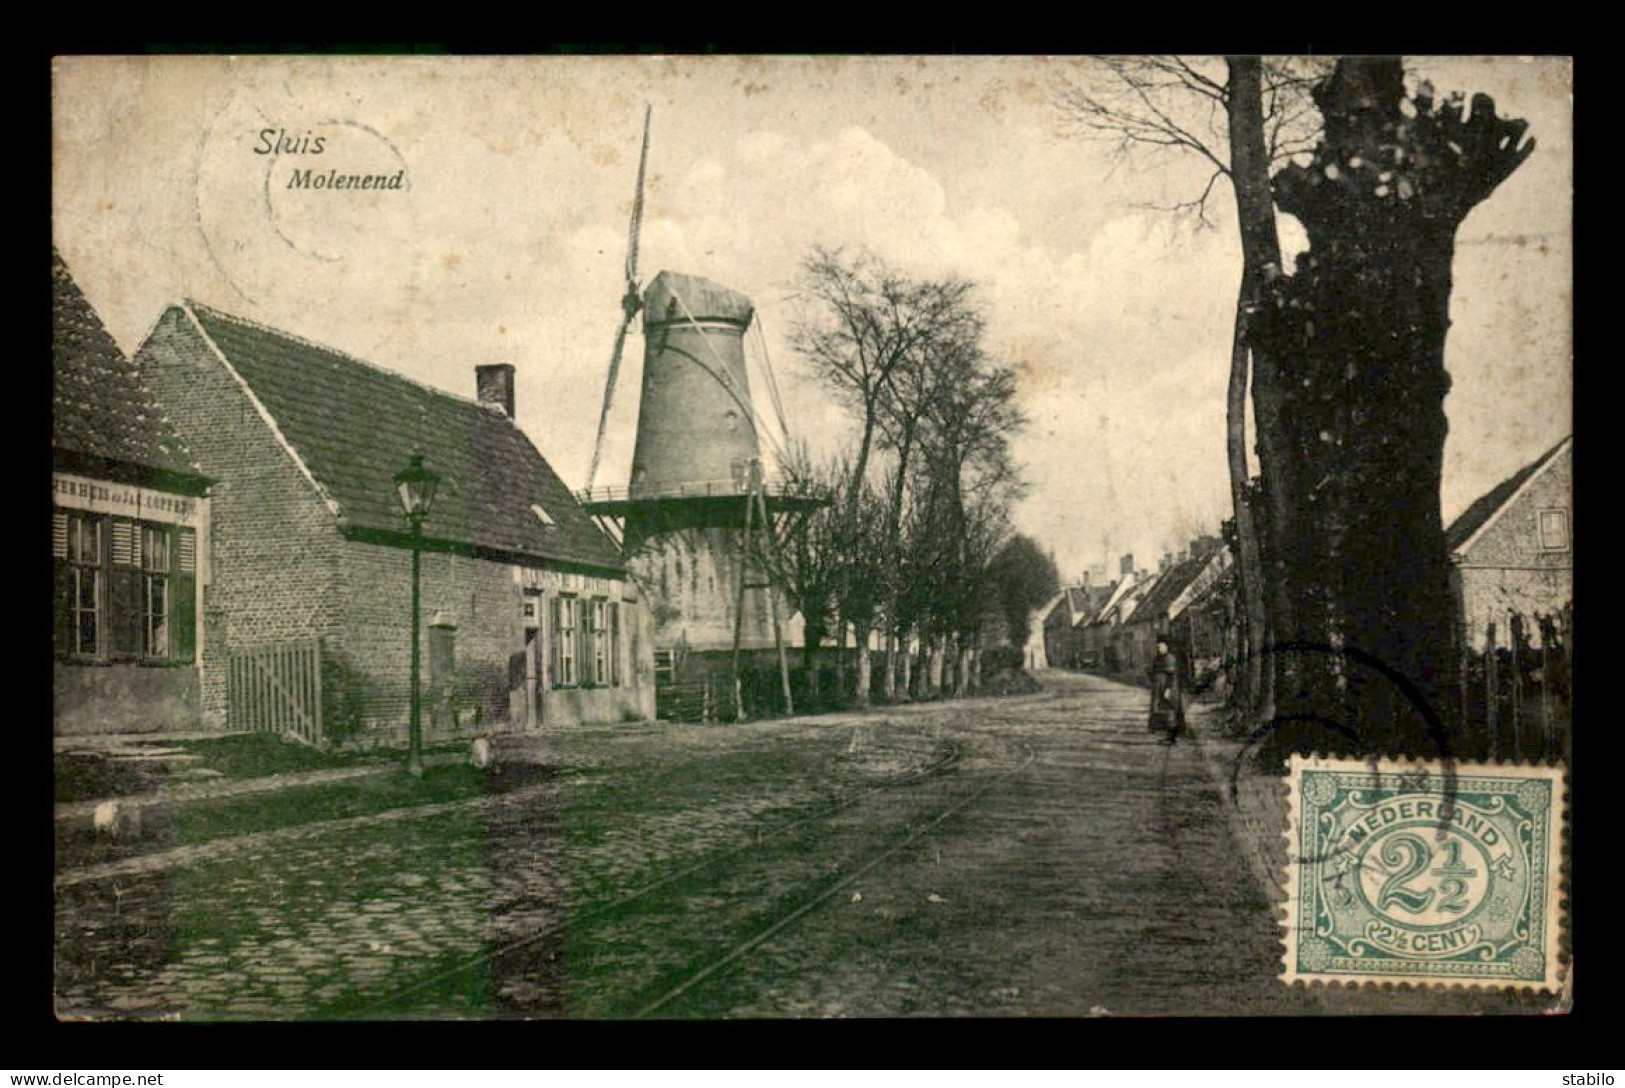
top-left (394, 452), bottom-right (440, 777)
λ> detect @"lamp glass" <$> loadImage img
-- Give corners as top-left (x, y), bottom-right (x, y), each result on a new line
top-left (394, 455), bottom-right (440, 520)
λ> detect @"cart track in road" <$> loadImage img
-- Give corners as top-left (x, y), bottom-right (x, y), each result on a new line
top-left (338, 736), bottom-right (966, 1018)
top-left (631, 740), bottom-right (1039, 1019)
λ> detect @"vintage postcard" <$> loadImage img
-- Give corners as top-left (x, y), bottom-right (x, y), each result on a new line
top-left (52, 55), bottom-right (1571, 1019)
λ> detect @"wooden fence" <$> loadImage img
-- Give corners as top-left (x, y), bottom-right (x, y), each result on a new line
top-left (1460, 608), bottom-right (1571, 763)
top-left (227, 638), bottom-right (325, 746)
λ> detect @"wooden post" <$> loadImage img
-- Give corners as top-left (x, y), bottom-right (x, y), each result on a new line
top-left (757, 482), bottom-right (795, 718)
top-left (1509, 613), bottom-right (1524, 763)
top-left (1458, 619), bottom-right (1471, 758)
top-left (1484, 620), bottom-right (1499, 761)
top-left (730, 482), bottom-right (754, 723)
top-left (1540, 621), bottom-right (1553, 761)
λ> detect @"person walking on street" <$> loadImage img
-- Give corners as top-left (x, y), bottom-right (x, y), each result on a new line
top-left (1148, 636), bottom-right (1184, 745)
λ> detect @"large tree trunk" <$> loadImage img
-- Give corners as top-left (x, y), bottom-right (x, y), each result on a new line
top-left (1257, 58), bottom-right (1533, 755)
top-left (1224, 56), bottom-right (1283, 729)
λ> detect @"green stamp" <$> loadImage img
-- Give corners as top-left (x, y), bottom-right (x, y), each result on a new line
top-left (1284, 757), bottom-right (1565, 990)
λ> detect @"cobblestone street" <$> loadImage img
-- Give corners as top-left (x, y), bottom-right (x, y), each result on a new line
top-left (55, 672), bottom-right (1547, 1019)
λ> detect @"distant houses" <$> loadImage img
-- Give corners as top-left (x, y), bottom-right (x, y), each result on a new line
top-left (1120, 537), bottom-right (1231, 684)
top-left (1047, 537), bottom-right (1234, 687)
top-left (1040, 581), bottom-right (1114, 670)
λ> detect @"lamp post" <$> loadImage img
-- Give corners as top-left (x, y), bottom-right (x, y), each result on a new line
top-left (394, 453), bottom-right (440, 777)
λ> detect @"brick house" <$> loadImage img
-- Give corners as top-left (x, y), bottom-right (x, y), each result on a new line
top-left (1446, 436), bottom-right (1572, 651)
top-left (136, 301), bottom-right (654, 745)
top-left (53, 252), bottom-right (212, 735)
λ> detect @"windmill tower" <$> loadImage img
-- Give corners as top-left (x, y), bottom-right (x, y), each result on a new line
top-left (578, 108), bottom-right (823, 718)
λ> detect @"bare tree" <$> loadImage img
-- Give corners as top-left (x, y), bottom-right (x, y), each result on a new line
top-left (1053, 55), bottom-right (1324, 725)
top-left (790, 247), bottom-right (979, 703)
top-left (874, 303), bottom-right (986, 699)
top-left (912, 351), bottom-right (1026, 694)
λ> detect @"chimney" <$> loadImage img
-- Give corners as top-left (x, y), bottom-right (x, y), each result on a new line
top-left (476, 364), bottom-right (516, 419)
top-left (1160, 552), bottom-right (1173, 573)
top-left (1120, 553), bottom-right (1135, 576)
top-left (1080, 569), bottom-right (1092, 588)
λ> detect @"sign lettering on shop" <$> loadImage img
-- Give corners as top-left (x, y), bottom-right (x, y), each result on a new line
top-left (519, 567), bottom-right (615, 596)
top-left (52, 472), bottom-right (201, 527)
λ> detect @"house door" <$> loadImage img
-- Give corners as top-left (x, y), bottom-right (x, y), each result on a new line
top-left (520, 590), bottom-right (544, 730)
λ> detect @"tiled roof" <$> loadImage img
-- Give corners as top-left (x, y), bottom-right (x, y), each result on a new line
top-left (53, 251), bottom-right (200, 479)
top-left (1127, 554), bottom-right (1212, 628)
top-left (1446, 436), bottom-right (1571, 553)
top-left (184, 302), bottom-right (624, 572)
top-left (1070, 583), bottom-right (1115, 626)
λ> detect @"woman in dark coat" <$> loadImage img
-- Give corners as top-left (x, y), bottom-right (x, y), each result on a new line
top-left (1148, 636), bottom-right (1184, 744)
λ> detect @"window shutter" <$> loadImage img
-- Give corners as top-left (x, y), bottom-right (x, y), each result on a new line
top-left (112, 520), bottom-right (137, 566)
top-left (53, 558), bottom-right (73, 655)
top-left (578, 604), bottom-right (591, 685)
top-left (548, 596), bottom-right (561, 687)
top-left (178, 528), bottom-right (196, 574)
top-left (53, 512), bottom-right (68, 559)
top-left (172, 527), bottom-right (197, 662)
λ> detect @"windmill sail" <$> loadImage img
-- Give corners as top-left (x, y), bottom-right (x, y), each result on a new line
top-left (585, 102), bottom-right (652, 493)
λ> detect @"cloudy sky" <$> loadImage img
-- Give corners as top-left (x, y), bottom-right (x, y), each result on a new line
top-left (52, 55), bottom-right (1571, 582)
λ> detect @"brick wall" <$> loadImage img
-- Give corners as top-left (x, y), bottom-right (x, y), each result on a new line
top-left (136, 308), bottom-right (345, 730)
top-left (324, 541), bottom-right (521, 745)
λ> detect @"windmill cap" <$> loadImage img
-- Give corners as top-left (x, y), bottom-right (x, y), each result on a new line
top-left (644, 270), bottom-right (755, 330)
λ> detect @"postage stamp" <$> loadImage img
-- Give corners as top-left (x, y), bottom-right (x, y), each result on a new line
top-left (1283, 756), bottom-right (1566, 990)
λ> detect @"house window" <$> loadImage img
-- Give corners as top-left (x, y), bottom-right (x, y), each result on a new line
top-left (142, 525), bottom-right (170, 658)
top-left (1538, 508), bottom-right (1569, 552)
top-left (608, 601), bottom-right (622, 687)
top-left (585, 600), bottom-right (611, 685)
top-left (54, 509), bottom-right (196, 663)
top-left (552, 594), bottom-right (578, 687)
top-left (63, 513), bottom-right (103, 655)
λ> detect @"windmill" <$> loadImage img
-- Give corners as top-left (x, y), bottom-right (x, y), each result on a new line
top-left (577, 106), bottom-right (824, 721)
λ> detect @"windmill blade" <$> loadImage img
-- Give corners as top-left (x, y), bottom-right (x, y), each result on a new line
top-left (585, 104), bottom-right (653, 493)
top-left (626, 101), bottom-right (651, 286)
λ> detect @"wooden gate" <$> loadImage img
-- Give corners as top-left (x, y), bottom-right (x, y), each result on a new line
top-left (228, 638), bottom-right (325, 746)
